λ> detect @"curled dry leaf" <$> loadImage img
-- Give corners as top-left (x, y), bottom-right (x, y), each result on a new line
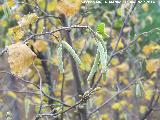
top-left (142, 43), bottom-right (160, 56)
top-left (8, 26), bottom-right (25, 42)
top-left (146, 59), bottom-right (160, 74)
top-left (56, 0), bottom-right (81, 16)
top-left (18, 13), bottom-right (38, 27)
top-left (8, 42), bottom-right (37, 76)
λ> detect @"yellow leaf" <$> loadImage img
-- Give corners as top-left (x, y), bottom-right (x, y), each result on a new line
top-left (33, 40), bottom-right (48, 52)
top-left (65, 70), bottom-right (73, 81)
top-left (12, 13), bottom-right (21, 21)
top-left (146, 80), bottom-right (154, 86)
top-left (52, 32), bottom-right (61, 41)
top-left (119, 100), bottom-right (127, 106)
top-left (0, 0), bottom-right (15, 10)
top-left (120, 90), bottom-right (133, 97)
top-left (116, 63), bottom-right (129, 72)
top-left (140, 106), bottom-right (147, 114)
top-left (47, 0), bottom-right (57, 12)
top-left (101, 114), bottom-right (110, 120)
top-left (0, 112), bottom-right (2, 118)
top-left (87, 15), bottom-right (96, 26)
top-left (110, 57), bottom-right (119, 66)
top-left (95, 95), bottom-right (104, 105)
top-left (8, 42), bottom-right (37, 76)
top-left (111, 39), bottom-right (124, 50)
top-left (56, 0), bottom-right (81, 16)
top-left (6, 91), bottom-right (17, 99)
top-left (42, 84), bottom-right (49, 94)
top-left (128, 104), bottom-right (133, 109)
top-left (0, 20), bottom-right (7, 27)
top-left (18, 13), bottom-right (38, 27)
top-left (107, 68), bottom-right (117, 80)
top-left (119, 76), bottom-right (129, 85)
top-left (80, 53), bottom-right (93, 72)
top-left (73, 39), bottom-right (85, 51)
top-left (53, 55), bottom-right (58, 65)
top-left (142, 3), bottom-right (149, 12)
top-left (146, 16), bottom-right (153, 24)
top-left (142, 43), bottom-right (160, 55)
top-left (7, 0), bottom-right (15, 7)
top-left (111, 102), bottom-right (121, 110)
top-left (144, 89), bottom-right (153, 100)
top-left (8, 26), bottom-right (25, 42)
top-left (131, 15), bottom-right (139, 24)
top-left (146, 59), bottom-right (160, 74)
top-left (123, 27), bottom-right (131, 33)
top-left (32, 96), bottom-right (41, 104)
top-left (137, 37), bottom-right (142, 42)
top-left (64, 95), bottom-right (74, 106)
top-left (117, 8), bottom-right (122, 16)
top-left (119, 113), bottom-right (126, 119)
top-left (54, 91), bottom-right (61, 97)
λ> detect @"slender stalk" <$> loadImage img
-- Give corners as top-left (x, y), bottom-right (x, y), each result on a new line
top-left (60, 73), bottom-right (65, 120)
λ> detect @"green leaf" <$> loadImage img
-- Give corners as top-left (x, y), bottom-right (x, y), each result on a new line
top-left (114, 19), bottom-right (123, 29)
top-left (117, 8), bottom-right (122, 16)
top-left (97, 23), bottom-right (105, 34)
top-left (96, 23), bottom-right (109, 38)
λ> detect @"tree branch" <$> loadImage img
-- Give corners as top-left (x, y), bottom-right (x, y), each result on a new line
top-left (60, 14), bottom-right (87, 120)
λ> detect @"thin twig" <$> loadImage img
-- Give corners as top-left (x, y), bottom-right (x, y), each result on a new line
top-left (60, 73), bottom-right (65, 120)
top-left (0, 71), bottom-right (70, 107)
top-left (35, 88), bottom-right (98, 119)
top-left (0, 89), bottom-right (40, 95)
top-left (0, 47), bottom-right (7, 56)
top-left (88, 79), bottom-right (137, 119)
top-left (33, 63), bottom-right (43, 114)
